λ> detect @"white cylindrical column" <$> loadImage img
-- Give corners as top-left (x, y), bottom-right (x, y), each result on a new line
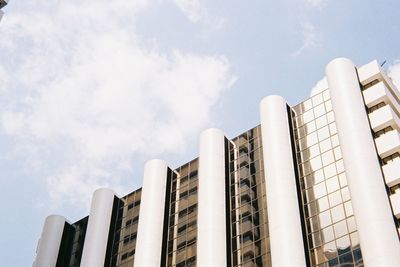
top-left (34, 215), bottom-right (66, 267)
top-left (326, 58), bottom-right (400, 267)
top-left (260, 95), bottom-right (307, 267)
top-left (134, 159), bottom-right (169, 267)
top-left (80, 188), bottom-right (115, 267)
top-left (197, 128), bottom-right (227, 267)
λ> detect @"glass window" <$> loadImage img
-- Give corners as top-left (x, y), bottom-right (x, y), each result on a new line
top-left (331, 205), bottom-right (345, 223)
top-left (310, 156), bottom-right (323, 172)
top-left (319, 139), bottom-right (332, 153)
top-left (314, 104), bottom-right (326, 118)
top-left (334, 220), bottom-right (348, 238)
top-left (321, 151), bottom-right (335, 166)
top-left (328, 190), bottom-right (342, 207)
top-left (326, 176), bottom-right (339, 194)
top-left (327, 111), bottom-right (335, 123)
top-left (319, 210), bottom-right (332, 228)
top-left (347, 216), bottom-right (357, 233)
top-left (303, 109), bottom-right (315, 124)
top-left (317, 126), bottom-right (330, 141)
top-left (317, 196), bottom-right (330, 212)
top-left (337, 173), bottom-right (347, 188)
top-left (323, 90), bottom-right (330, 101)
top-left (336, 235), bottom-right (351, 255)
top-left (322, 226), bottom-right (334, 243)
top-left (344, 201), bottom-right (353, 217)
top-left (316, 115), bottom-right (328, 129)
top-left (323, 163), bottom-right (336, 179)
top-left (325, 100), bottom-right (332, 112)
top-left (312, 94), bottom-right (324, 106)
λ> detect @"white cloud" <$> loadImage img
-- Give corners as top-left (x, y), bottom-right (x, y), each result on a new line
top-left (292, 22), bottom-right (319, 56)
top-left (310, 77), bottom-right (328, 96)
top-left (388, 60), bottom-right (400, 90)
top-left (173, 0), bottom-right (225, 29)
top-left (173, 0), bottom-right (205, 22)
top-left (0, 0), bottom-right (235, 208)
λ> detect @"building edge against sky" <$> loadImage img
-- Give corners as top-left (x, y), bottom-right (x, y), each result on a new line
top-left (33, 58), bottom-right (400, 267)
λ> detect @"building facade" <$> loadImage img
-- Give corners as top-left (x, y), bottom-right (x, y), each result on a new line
top-left (33, 58), bottom-right (400, 267)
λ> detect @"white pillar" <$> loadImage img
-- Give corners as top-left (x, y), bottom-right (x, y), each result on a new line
top-left (259, 95), bottom-right (307, 267)
top-left (197, 128), bottom-right (227, 267)
top-left (34, 215), bottom-right (66, 267)
top-left (326, 57), bottom-right (400, 267)
top-left (134, 159), bottom-right (169, 267)
top-left (80, 188), bottom-right (115, 267)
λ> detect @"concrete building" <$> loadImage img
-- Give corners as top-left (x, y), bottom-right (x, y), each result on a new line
top-left (33, 58), bottom-right (400, 267)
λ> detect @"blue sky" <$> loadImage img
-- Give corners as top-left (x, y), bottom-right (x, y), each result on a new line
top-left (0, 0), bottom-right (400, 265)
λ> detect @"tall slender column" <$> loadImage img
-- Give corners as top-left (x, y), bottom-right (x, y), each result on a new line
top-left (134, 159), bottom-right (169, 267)
top-left (326, 57), bottom-right (400, 267)
top-left (80, 188), bottom-right (116, 267)
top-left (259, 95), bottom-right (307, 267)
top-left (197, 128), bottom-right (227, 267)
top-left (34, 215), bottom-right (67, 267)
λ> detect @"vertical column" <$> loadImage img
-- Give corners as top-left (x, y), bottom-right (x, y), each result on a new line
top-left (34, 215), bottom-right (67, 267)
top-left (134, 159), bottom-right (169, 267)
top-left (326, 58), bottom-right (400, 266)
top-left (80, 188), bottom-right (116, 267)
top-left (197, 128), bottom-right (227, 267)
top-left (259, 95), bottom-right (307, 267)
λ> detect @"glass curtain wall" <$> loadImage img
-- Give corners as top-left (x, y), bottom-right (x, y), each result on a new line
top-left (109, 189), bottom-right (142, 267)
top-left (292, 89), bottom-right (363, 267)
top-left (166, 159), bottom-right (199, 267)
top-left (229, 126), bottom-right (272, 267)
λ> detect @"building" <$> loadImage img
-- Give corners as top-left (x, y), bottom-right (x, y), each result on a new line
top-left (0, 0), bottom-right (8, 22)
top-left (33, 58), bottom-right (400, 267)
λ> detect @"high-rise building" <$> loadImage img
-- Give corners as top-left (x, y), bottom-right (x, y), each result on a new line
top-left (33, 58), bottom-right (400, 267)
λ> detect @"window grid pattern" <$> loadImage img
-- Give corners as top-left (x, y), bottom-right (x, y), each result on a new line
top-left (67, 216), bottom-right (88, 267)
top-left (109, 189), bottom-right (142, 267)
top-left (166, 159), bottom-right (199, 267)
top-left (229, 126), bottom-right (271, 267)
top-left (292, 90), bottom-right (364, 267)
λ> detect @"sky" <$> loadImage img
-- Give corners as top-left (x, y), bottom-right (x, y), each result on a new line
top-left (0, 0), bottom-right (400, 265)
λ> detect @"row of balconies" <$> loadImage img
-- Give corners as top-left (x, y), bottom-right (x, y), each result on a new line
top-left (361, 72), bottom-right (400, 220)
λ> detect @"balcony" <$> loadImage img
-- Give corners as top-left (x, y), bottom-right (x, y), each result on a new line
top-left (369, 105), bottom-right (400, 133)
top-left (239, 203), bottom-right (256, 218)
top-left (375, 130), bottom-right (400, 159)
top-left (357, 60), bottom-right (382, 86)
top-left (362, 82), bottom-right (400, 116)
top-left (382, 159), bottom-right (400, 188)
top-left (241, 220), bottom-right (255, 234)
top-left (389, 191), bottom-right (400, 219)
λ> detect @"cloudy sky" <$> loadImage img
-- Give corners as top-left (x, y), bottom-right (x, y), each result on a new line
top-left (0, 0), bottom-right (400, 265)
